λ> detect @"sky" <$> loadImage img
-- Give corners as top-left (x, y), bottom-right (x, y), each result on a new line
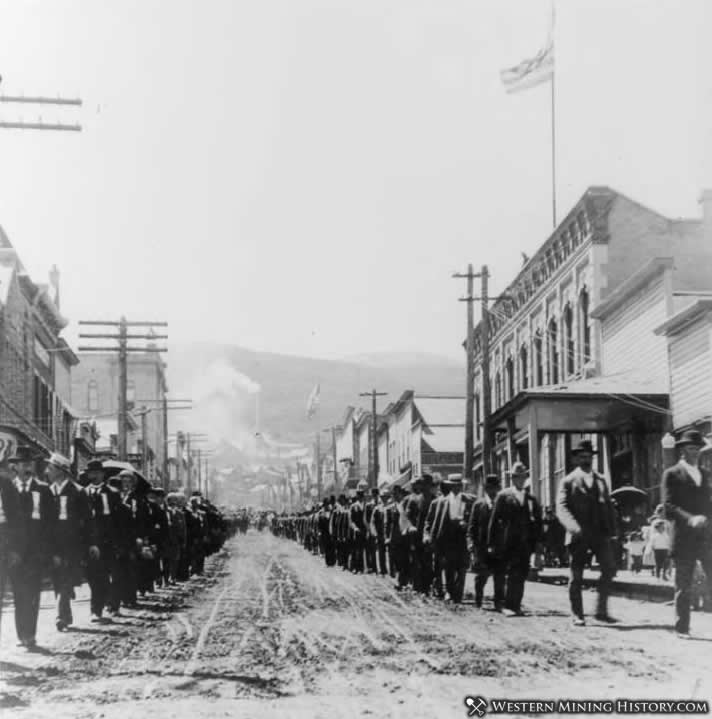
top-left (0, 0), bottom-right (709, 363)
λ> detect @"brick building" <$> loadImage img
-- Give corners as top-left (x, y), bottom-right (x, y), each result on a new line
top-left (71, 349), bottom-right (168, 482)
top-left (472, 187), bottom-right (712, 507)
top-left (0, 229), bottom-right (78, 461)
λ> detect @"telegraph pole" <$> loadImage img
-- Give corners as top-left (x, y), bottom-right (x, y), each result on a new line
top-left (454, 265), bottom-right (495, 480)
top-left (359, 390), bottom-right (387, 489)
top-left (78, 318), bottom-right (168, 461)
top-left (0, 79), bottom-right (83, 132)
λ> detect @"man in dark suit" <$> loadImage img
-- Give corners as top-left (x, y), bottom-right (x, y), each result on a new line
top-left (406, 475), bottom-right (436, 594)
top-left (423, 475), bottom-right (474, 603)
top-left (0, 460), bottom-right (20, 637)
top-left (370, 489), bottom-right (389, 575)
top-left (488, 463), bottom-right (541, 616)
top-left (556, 440), bottom-right (617, 626)
top-left (467, 474), bottom-right (504, 609)
top-left (9, 445), bottom-right (56, 649)
top-left (47, 452), bottom-right (94, 631)
top-left (661, 429), bottom-right (712, 638)
top-left (84, 460), bottom-right (122, 621)
top-left (349, 484), bottom-right (368, 573)
top-left (364, 489), bottom-right (378, 573)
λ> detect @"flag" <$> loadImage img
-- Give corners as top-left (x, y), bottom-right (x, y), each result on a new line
top-left (500, 8), bottom-right (554, 94)
top-left (306, 384), bottom-right (320, 419)
top-left (500, 38), bottom-right (553, 94)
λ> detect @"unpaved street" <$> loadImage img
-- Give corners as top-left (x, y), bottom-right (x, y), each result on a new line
top-left (1, 530), bottom-right (711, 719)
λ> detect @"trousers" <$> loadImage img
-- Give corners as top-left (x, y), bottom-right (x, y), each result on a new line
top-left (568, 537), bottom-right (615, 618)
top-left (9, 561), bottom-right (43, 641)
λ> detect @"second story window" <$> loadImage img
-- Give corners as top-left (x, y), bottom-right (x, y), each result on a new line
top-left (534, 332), bottom-right (544, 386)
top-left (494, 371), bottom-right (502, 409)
top-left (579, 287), bottom-right (591, 364)
top-left (564, 303), bottom-right (575, 376)
top-left (548, 318), bottom-right (559, 385)
top-left (505, 356), bottom-right (515, 400)
top-left (520, 345), bottom-right (529, 390)
top-left (88, 380), bottom-right (99, 412)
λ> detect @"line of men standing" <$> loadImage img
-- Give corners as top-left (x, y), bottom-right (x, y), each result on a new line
top-left (0, 448), bottom-right (230, 650)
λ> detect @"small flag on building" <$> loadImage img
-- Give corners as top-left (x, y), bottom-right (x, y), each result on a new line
top-left (500, 37), bottom-right (553, 94)
top-left (306, 384), bottom-right (320, 419)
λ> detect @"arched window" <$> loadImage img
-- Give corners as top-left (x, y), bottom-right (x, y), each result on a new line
top-left (494, 371), bottom-right (502, 408)
top-left (88, 380), bottom-right (98, 412)
top-left (563, 303), bottom-right (575, 376)
top-left (548, 318), bottom-right (559, 384)
top-left (520, 345), bottom-right (529, 390)
top-left (533, 332), bottom-right (544, 386)
top-left (579, 287), bottom-right (591, 364)
top-left (505, 356), bottom-right (515, 400)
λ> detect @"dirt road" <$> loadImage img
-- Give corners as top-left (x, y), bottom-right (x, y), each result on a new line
top-left (1, 531), bottom-right (711, 719)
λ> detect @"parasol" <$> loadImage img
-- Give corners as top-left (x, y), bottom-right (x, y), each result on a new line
top-left (101, 460), bottom-right (151, 492)
top-left (610, 485), bottom-right (648, 501)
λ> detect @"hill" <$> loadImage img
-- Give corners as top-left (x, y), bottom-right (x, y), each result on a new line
top-left (165, 342), bottom-right (465, 448)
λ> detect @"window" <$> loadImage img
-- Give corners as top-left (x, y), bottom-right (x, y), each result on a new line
top-left (88, 380), bottom-right (99, 412)
top-left (548, 319), bottom-right (559, 384)
top-left (533, 332), bottom-right (544, 386)
top-left (563, 303), bottom-right (575, 376)
top-left (475, 393), bottom-right (481, 441)
top-left (579, 287), bottom-right (591, 364)
top-left (494, 371), bottom-right (502, 408)
top-left (520, 345), bottom-right (528, 390)
top-left (505, 356), bottom-right (514, 400)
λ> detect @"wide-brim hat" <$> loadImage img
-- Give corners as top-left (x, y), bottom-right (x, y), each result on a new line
top-left (444, 473), bottom-right (464, 486)
top-left (508, 461), bottom-right (530, 479)
top-left (7, 445), bottom-right (41, 463)
top-left (676, 429), bottom-right (706, 448)
top-left (572, 440), bottom-right (598, 455)
top-left (47, 452), bottom-right (72, 474)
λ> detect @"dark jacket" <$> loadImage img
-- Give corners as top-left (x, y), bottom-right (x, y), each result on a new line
top-left (84, 483), bottom-right (122, 551)
top-left (0, 472), bottom-right (19, 558)
top-left (487, 487), bottom-right (542, 559)
top-left (50, 479), bottom-right (93, 563)
top-left (661, 461), bottom-right (712, 559)
top-left (467, 496), bottom-right (495, 569)
top-left (424, 493), bottom-right (475, 549)
top-left (556, 468), bottom-right (616, 546)
top-left (13, 475), bottom-right (55, 563)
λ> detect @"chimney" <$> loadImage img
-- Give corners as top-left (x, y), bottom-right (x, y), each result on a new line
top-left (49, 264), bottom-right (60, 309)
top-left (700, 189), bottom-right (712, 246)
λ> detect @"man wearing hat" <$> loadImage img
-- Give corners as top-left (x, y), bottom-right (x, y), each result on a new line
top-left (424, 474), bottom-right (474, 602)
top-left (369, 488), bottom-right (389, 575)
top-left (8, 445), bottom-right (55, 648)
top-left (84, 459), bottom-right (122, 621)
top-left (385, 485), bottom-right (408, 583)
top-left (364, 488), bottom-right (380, 573)
top-left (556, 439), bottom-right (617, 626)
top-left (47, 452), bottom-right (94, 631)
top-left (467, 474), bottom-right (505, 609)
top-left (488, 462), bottom-right (542, 616)
top-left (349, 482), bottom-right (368, 573)
top-left (661, 429), bottom-right (712, 638)
top-left (406, 474), bottom-right (437, 594)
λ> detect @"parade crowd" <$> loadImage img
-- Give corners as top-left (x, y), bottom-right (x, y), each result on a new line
top-left (273, 432), bottom-right (712, 638)
top-left (0, 448), bottom-right (235, 650)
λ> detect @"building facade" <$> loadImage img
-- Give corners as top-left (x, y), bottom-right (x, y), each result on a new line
top-left (0, 231), bottom-right (78, 462)
top-left (71, 349), bottom-right (169, 482)
top-left (472, 187), bottom-right (711, 507)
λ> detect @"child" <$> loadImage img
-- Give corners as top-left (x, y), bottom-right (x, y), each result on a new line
top-left (625, 531), bottom-right (645, 574)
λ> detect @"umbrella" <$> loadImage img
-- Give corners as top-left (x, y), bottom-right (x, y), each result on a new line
top-left (101, 460), bottom-right (151, 492)
top-left (610, 486), bottom-right (648, 501)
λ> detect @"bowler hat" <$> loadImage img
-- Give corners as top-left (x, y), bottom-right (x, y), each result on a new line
top-left (484, 474), bottom-right (501, 487)
top-left (676, 429), bottom-right (706, 448)
top-left (572, 439), bottom-right (597, 455)
top-left (86, 459), bottom-right (104, 472)
top-left (7, 445), bottom-right (40, 463)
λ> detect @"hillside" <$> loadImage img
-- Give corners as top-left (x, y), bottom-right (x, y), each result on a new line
top-left (165, 342), bottom-right (465, 448)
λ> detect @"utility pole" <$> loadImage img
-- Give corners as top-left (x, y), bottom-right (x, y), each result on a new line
top-left (0, 79), bottom-right (83, 132)
top-left (480, 266), bottom-right (492, 478)
top-left (78, 318), bottom-right (167, 461)
top-left (359, 390), bottom-right (387, 489)
top-left (454, 265), bottom-right (476, 485)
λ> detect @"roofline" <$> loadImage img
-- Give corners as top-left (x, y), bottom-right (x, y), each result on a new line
top-left (590, 257), bottom-right (673, 320)
top-left (654, 299), bottom-right (712, 337)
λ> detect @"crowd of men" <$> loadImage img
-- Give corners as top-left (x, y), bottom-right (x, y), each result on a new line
top-left (275, 434), bottom-right (712, 637)
top-left (0, 448), bottom-right (236, 650)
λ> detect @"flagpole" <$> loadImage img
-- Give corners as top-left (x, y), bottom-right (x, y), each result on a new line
top-left (551, 71), bottom-right (556, 229)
